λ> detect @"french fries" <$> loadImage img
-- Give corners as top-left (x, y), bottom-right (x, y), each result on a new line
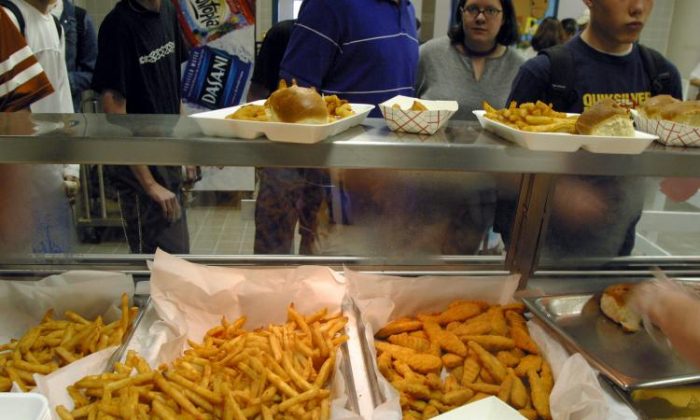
top-left (0, 293), bottom-right (137, 392)
top-left (375, 300), bottom-right (553, 420)
top-left (391, 100), bottom-right (429, 112)
top-left (59, 304), bottom-right (348, 419)
top-left (484, 100), bottom-right (577, 134)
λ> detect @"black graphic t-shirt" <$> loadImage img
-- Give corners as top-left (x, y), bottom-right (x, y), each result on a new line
top-left (92, 0), bottom-right (188, 114)
top-left (93, 0), bottom-right (189, 193)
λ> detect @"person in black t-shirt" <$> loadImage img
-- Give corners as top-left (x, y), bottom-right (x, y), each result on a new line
top-left (92, 0), bottom-right (191, 254)
top-left (248, 19), bottom-right (295, 101)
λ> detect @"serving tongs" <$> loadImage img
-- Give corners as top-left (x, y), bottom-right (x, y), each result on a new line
top-left (104, 296), bottom-right (150, 372)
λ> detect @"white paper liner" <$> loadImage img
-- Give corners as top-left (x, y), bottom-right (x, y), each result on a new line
top-left (124, 250), bottom-right (361, 419)
top-left (379, 95), bottom-right (458, 135)
top-left (633, 111), bottom-right (700, 147)
top-left (346, 270), bottom-right (634, 420)
top-left (0, 271), bottom-right (134, 419)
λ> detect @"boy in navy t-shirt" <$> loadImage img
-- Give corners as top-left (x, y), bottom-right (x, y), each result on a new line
top-left (498, 0), bottom-right (682, 259)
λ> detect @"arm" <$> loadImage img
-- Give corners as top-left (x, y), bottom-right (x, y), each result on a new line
top-left (632, 283), bottom-right (700, 369)
top-left (69, 11), bottom-right (98, 101)
top-left (101, 89), bottom-right (180, 221)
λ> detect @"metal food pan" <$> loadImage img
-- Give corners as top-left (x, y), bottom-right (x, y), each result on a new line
top-left (116, 298), bottom-right (371, 417)
top-left (522, 293), bottom-right (700, 390)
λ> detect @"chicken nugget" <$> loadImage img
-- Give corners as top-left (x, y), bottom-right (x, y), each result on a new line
top-left (509, 368), bottom-right (529, 409)
top-left (514, 355), bottom-right (542, 377)
top-left (528, 369), bottom-right (552, 419)
top-left (443, 389), bottom-right (474, 406)
top-left (422, 404), bottom-right (439, 418)
top-left (498, 370), bottom-right (515, 402)
top-left (392, 379), bottom-right (431, 400)
top-left (486, 307), bottom-right (508, 336)
top-left (388, 333), bottom-right (430, 353)
top-left (451, 320), bottom-right (491, 337)
top-left (511, 325), bottom-right (540, 354)
top-left (461, 357), bottom-right (480, 385)
top-left (441, 353), bottom-right (464, 369)
top-left (518, 408), bottom-right (538, 420)
top-left (424, 321), bottom-right (466, 357)
top-left (496, 350), bottom-right (522, 367)
top-left (459, 335), bottom-right (515, 351)
top-left (376, 320), bottom-right (423, 339)
top-left (437, 303), bottom-right (482, 325)
top-left (467, 341), bottom-right (506, 382)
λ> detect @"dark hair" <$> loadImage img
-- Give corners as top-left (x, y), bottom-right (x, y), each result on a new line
top-left (560, 18), bottom-right (578, 37)
top-left (448, 0), bottom-right (519, 46)
top-left (531, 17), bottom-right (565, 52)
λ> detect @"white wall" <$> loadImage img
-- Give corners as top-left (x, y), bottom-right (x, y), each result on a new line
top-left (556, 0), bottom-right (586, 20)
top-left (666, 0), bottom-right (700, 79)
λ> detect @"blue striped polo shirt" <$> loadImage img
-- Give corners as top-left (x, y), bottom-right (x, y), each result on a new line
top-left (280, 0), bottom-right (419, 117)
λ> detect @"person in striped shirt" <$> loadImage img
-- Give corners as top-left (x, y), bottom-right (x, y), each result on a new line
top-left (0, 7), bottom-right (53, 111)
top-left (0, 7), bottom-right (54, 253)
top-left (254, 1), bottom-right (420, 255)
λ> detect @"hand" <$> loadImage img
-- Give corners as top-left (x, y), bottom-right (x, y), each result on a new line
top-left (660, 177), bottom-right (700, 202)
top-left (630, 280), bottom-right (691, 328)
top-left (185, 166), bottom-right (201, 183)
top-left (63, 175), bottom-right (80, 201)
top-left (146, 183), bottom-right (181, 223)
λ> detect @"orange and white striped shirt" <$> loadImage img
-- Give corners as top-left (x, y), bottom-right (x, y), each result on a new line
top-left (0, 7), bottom-right (53, 111)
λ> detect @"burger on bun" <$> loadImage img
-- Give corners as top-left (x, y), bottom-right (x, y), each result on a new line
top-left (268, 80), bottom-right (329, 124)
top-left (575, 98), bottom-right (635, 137)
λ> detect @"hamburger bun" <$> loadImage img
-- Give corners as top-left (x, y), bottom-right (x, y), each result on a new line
top-left (658, 100), bottom-right (700, 127)
top-left (575, 98), bottom-right (635, 137)
top-left (268, 81), bottom-right (329, 124)
top-left (600, 283), bottom-right (641, 332)
top-left (637, 94), bottom-right (680, 119)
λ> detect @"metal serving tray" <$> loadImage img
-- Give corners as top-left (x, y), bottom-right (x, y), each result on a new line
top-left (118, 298), bottom-right (371, 417)
top-left (523, 293), bottom-right (700, 390)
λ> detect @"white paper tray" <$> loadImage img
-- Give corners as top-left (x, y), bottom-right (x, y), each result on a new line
top-left (631, 109), bottom-right (700, 147)
top-left (379, 95), bottom-right (458, 135)
top-left (191, 100), bottom-right (374, 144)
top-left (473, 110), bottom-right (657, 154)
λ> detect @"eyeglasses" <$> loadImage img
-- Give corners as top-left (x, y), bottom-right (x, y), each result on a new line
top-left (461, 5), bottom-right (503, 18)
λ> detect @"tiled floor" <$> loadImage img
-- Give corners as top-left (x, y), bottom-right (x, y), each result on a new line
top-left (76, 193), bottom-right (259, 255)
top-left (75, 190), bottom-right (700, 257)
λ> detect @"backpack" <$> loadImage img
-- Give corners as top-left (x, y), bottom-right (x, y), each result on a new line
top-left (0, 0), bottom-right (63, 40)
top-left (539, 43), bottom-right (674, 111)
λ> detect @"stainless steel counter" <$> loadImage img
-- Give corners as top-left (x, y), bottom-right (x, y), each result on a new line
top-left (2, 113), bottom-right (700, 176)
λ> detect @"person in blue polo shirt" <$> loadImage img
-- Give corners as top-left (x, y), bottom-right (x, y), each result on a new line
top-left (253, 0), bottom-right (420, 255)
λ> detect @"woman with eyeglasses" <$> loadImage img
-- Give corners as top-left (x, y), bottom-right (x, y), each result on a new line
top-left (416, 0), bottom-right (523, 120)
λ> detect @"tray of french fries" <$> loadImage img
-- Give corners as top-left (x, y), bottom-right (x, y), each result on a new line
top-left (190, 97), bottom-right (374, 144)
top-left (0, 271), bottom-right (138, 398)
top-left (52, 250), bottom-right (366, 420)
top-left (474, 102), bottom-right (656, 154)
top-left (346, 270), bottom-right (620, 420)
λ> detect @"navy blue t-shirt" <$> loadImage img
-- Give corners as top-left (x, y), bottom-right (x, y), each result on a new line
top-left (499, 36), bottom-right (682, 258)
top-left (507, 35), bottom-right (682, 112)
top-left (280, 0), bottom-right (419, 117)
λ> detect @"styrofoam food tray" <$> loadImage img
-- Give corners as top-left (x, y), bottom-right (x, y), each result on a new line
top-left (434, 396), bottom-right (526, 419)
top-left (0, 393), bottom-right (50, 420)
top-left (379, 95), bottom-right (458, 135)
top-left (473, 110), bottom-right (657, 154)
top-left (631, 109), bottom-right (700, 147)
top-left (191, 100), bottom-right (374, 144)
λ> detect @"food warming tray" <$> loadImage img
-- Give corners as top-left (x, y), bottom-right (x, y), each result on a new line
top-left (522, 293), bottom-right (700, 390)
top-left (473, 110), bottom-right (657, 154)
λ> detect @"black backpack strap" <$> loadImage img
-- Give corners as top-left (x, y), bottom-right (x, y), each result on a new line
top-left (0, 0), bottom-right (26, 37)
top-left (0, 0), bottom-right (60, 40)
top-left (638, 44), bottom-right (672, 96)
top-left (539, 45), bottom-right (578, 111)
top-left (52, 15), bottom-right (62, 40)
